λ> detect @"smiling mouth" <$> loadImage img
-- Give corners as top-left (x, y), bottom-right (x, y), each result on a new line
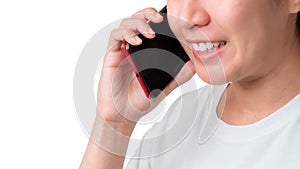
top-left (192, 41), bottom-right (227, 53)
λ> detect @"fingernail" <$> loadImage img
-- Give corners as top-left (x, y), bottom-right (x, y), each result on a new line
top-left (148, 28), bottom-right (155, 35)
top-left (135, 36), bottom-right (142, 43)
top-left (155, 13), bottom-right (163, 19)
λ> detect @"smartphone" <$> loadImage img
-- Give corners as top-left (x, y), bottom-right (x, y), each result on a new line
top-left (124, 6), bottom-right (190, 98)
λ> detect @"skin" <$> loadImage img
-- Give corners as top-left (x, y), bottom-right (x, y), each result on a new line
top-left (168, 0), bottom-right (298, 84)
top-left (80, 0), bottom-right (300, 168)
top-left (80, 8), bottom-right (195, 169)
top-left (167, 0), bottom-right (300, 124)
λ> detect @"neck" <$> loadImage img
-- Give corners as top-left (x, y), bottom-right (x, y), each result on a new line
top-left (220, 44), bottom-right (300, 125)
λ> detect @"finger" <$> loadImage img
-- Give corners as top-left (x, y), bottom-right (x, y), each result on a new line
top-left (133, 7), bottom-right (162, 22)
top-left (120, 18), bottom-right (156, 39)
top-left (107, 28), bottom-right (142, 51)
top-left (132, 11), bottom-right (163, 24)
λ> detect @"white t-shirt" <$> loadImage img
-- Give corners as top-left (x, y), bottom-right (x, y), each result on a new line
top-left (125, 84), bottom-right (300, 169)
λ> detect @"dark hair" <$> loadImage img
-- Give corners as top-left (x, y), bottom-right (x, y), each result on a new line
top-left (297, 12), bottom-right (300, 37)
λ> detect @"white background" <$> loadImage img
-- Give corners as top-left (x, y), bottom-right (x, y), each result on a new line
top-left (0, 0), bottom-right (205, 168)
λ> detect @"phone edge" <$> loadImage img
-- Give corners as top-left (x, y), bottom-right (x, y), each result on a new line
top-left (123, 42), bottom-right (151, 98)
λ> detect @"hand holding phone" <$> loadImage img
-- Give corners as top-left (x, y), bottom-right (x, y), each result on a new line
top-left (124, 6), bottom-right (190, 98)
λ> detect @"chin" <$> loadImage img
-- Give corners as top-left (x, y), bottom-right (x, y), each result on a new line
top-left (195, 69), bottom-right (229, 85)
top-left (192, 60), bottom-right (228, 85)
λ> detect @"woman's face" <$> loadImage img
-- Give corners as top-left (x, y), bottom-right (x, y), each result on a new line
top-left (167, 0), bottom-right (297, 84)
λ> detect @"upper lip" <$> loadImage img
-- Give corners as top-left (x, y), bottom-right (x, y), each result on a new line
top-left (190, 41), bottom-right (226, 44)
top-left (184, 37), bottom-right (226, 44)
top-left (181, 28), bottom-right (226, 44)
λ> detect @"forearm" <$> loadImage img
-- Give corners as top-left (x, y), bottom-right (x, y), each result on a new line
top-left (80, 116), bottom-right (136, 169)
top-left (80, 140), bottom-right (126, 169)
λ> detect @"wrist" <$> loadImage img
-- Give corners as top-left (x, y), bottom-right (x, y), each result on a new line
top-left (104, 119), bottom-right (136, 137)
top-left (89, 115), bottom-right (136, 157)
top-left (97, 109), bottom-right (138, 137)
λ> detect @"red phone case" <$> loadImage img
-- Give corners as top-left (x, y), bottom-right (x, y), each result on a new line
top-left (124, 43), bottom-right (151, 98)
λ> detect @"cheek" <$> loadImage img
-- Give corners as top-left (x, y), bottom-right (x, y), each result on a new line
top-left (168, 0), bottom-right (280, 83)
top-left (211, 2), bottom-right (270, 80)
top-left (167, 0), bottom-right (183, 16)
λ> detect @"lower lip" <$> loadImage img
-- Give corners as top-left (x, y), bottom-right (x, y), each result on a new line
top-left (193, 45), bottom-right (226, 62)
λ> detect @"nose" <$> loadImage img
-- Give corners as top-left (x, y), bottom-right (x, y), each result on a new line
top-left (177, 0), bottom-right (210, 28)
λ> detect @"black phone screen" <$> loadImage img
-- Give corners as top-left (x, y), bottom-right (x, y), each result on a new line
top-left (126, 6), bottom-right (190, 98)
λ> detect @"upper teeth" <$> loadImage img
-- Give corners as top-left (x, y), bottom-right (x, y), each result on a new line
top-left (192, 41), bottom-right (226, 52)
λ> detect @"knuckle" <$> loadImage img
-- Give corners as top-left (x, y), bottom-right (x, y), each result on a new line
top-left (120, 18), bottom-right (145, 29)
top-left (119, 18), bottom-right (131, 27)
top-left (135, 19), bottom-right (148, 29)
top-left (111, 28), bottom-right (119, 34)
top-left (110, 29), bottom-right (120, 37)
top-left (139, 22), bottom-right (150, 33)
top-left (109, 29), bottom-right (118, 37)
top-left (122, 30), bottom-right (135, 40)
